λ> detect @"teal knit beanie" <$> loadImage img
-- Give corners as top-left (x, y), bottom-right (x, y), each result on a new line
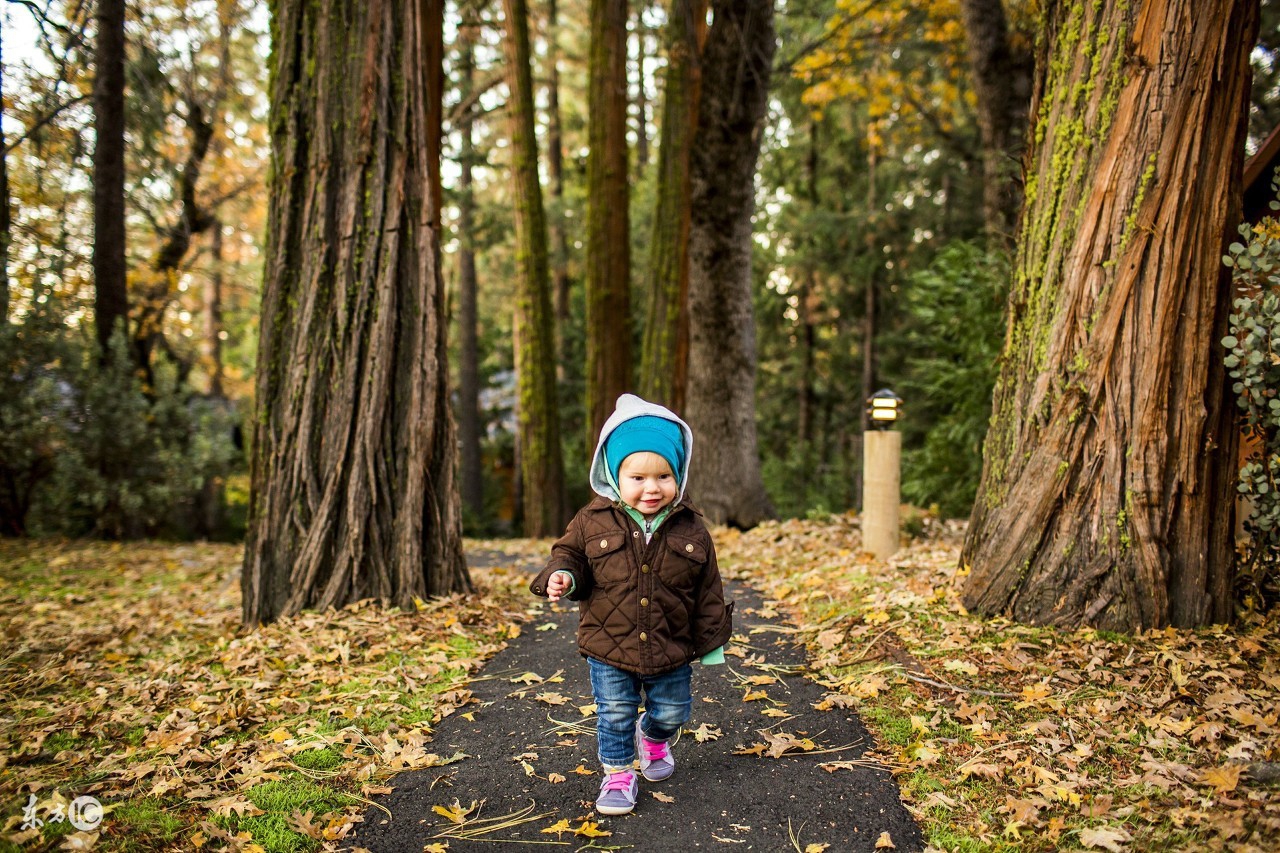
top-left (604, 416), bottom-right (685, 486)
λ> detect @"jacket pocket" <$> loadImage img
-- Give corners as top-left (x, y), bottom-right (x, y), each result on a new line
top-left (659, 533), bottom-right (707, 589)
top-left (587, 529), bottom-right (630, 585)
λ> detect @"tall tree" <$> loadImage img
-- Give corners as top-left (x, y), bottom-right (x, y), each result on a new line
top-left (962, 0), bottom-right (1258, 630)
top-left (93, 0), bottom-right (128, 357)
top-left (685, 0), bottom-right (776, 527)
top-left (638, 0), bottom-right (705, 411)
top-left (1, 17), bottom-right (9, 324)
top-left (502, 0), bottom-right (568, 537)
top-left (959, 0), bottom-right (1033, 243)
top-left (546, 0), bottom-right (572, 350)
top-left (242, 0), bottom-right (469, 626)
top-left (586, 0), bottom-right (632, 440)
top-left (456, 16), bottom-right (484, 523)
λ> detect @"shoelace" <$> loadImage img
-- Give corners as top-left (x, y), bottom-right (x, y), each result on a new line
top-left (602, 771), bottom-right (634, 792)
top-left (641, 738), bottom-right (668, 762)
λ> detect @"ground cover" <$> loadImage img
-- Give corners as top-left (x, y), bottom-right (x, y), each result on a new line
top-left (0, 539), bottom-right (541, 853)
top-left (716, 515), bottom-right (1280, 852)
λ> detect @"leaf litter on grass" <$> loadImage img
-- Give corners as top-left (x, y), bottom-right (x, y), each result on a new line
top-left (715, 514), bottom-right (1280, 852)
top-left (0, 538), bottom-right (536, 851)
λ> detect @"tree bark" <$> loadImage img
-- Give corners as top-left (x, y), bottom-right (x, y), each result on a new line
top-left (546, 0), bottom-right (571, 356)
top-left (457, 19), bottom-right (483, 523)
top-left (502, 0), bottom-right (569, 537)
top-left (959, 0), bottom-right (1033, 244)
top-left (685, 0), bottom-right (776, 528)
top-left (586, 0), bottom-right (632, 441)
top-left (242, 0), bottom-right (469, 626)
top-left (638, 0), bottom-right (706, 411)
top-left (93, 0), bottom-right (128, 357)
top-left (205, 221), bottom-right (225, 397)
top-left (1, 19), bottom-right (9, 323)
top-left (962, 0), bottom-right (1257, 630)
top-left (634, 11), bottom-right (650, 177)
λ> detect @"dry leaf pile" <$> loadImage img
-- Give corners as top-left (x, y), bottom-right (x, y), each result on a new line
top-left (715, 515), bottom-right (1280, 852)
top-left (0, 539), bottom-right (532, 851)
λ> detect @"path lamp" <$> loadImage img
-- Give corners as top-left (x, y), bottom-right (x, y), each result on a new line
top-left (862, 389), bottom-right (902, 560)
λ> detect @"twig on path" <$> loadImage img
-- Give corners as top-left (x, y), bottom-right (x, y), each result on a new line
top-left (544, 713), bottom-right (596, 737)
top-left (431, 798), bottom-right (564, 843)
top-left (897, 668), bottom-right (1019, 699)
top-left (846, 619), bottom-right (909, 664)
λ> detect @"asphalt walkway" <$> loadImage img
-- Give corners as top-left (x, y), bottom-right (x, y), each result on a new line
top-left (351, 549), bottom-right (922, 852)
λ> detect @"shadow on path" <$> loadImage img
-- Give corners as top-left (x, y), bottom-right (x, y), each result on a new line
top-left (352, 549), bottom-right (923, 852)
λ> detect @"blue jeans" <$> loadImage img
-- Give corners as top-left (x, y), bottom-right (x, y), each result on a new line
top-left (588, 658), bottom-right (692, 771)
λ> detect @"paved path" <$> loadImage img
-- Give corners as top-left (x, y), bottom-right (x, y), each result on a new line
top-left (352, 550), bottom-right (922, 852)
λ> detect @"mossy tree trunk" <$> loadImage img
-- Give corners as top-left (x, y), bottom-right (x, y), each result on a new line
top-left (546, 0), bottom-right (572, 356)
top-left (502, 0), bottom-right (569, 537)
top-left (962, 0), bottom-right (1257, 630)
top-left (242, 0), bottom-right (469, 626)
top-left (638, 0), bottom-right (706, 411)
top-left (586, 0), bottom-right (632, 440)
top-left (456, 17), bottom-right (483, 523)
top-left (685, 0), bottom-right (776, 528)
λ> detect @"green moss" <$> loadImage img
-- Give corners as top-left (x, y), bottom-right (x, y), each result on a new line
top-left (112, 798), bottom-right (185, 844)
top-left (292, 748), bottom-right (343, 771)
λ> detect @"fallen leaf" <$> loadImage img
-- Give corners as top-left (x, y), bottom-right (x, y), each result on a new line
top-left (651, 791), bottom-right (675, 803)
top-left (1078, 826), bottom-right (1131, 852)
top-left (547, 773), bottom-right (566, 784)
top-left (58, 832), bottom-right (99, 851)
top-left (535, 692), bottom-right (570, 706)
top-left (742, 689), bottom-right (768, 702)
top-left (541, 819), bottom-right (571, 836)
top-left (1198, 765), bottom-right (1242, 793)
top-left (573, 765), bottom-right (597, 776)
top-left (687, 723), bottom-right (723, 742)
top-left (805, 844), bottom-right (830, 853)
top-left (943, 659), bottom-right (979, 676)
top-left (431, 801), bottom-right (478, 825)
top-left (875, 830), bottom-right (895, 849)
top-left (424, 843), bottom-right (450, 852)
top-left (573, 821), bottom-right (612, 837)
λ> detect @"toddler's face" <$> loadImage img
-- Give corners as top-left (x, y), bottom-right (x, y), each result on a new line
top-left (617, 452), bottom-right (677, 517)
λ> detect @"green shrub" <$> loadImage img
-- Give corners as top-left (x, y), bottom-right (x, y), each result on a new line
top-left (898, 242), bottom-right (1008, 519)
top-left (0, 311), bottom-right (245, 539)
top-left (1223, 187), bottom-right (1280, 610)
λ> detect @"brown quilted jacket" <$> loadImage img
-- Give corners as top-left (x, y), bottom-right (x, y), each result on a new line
top-left (529, 497), bottom-right (734, 676)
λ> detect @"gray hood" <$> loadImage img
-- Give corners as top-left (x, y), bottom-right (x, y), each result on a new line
top-left (589, 393), bottom-right (695, 504)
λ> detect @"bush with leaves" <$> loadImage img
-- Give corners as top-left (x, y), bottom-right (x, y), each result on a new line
top-left (1, 311), bottom-right (243, 539)
top-left (898, 241), bottom-right (1008, 519)
top-left (1223, 191), bottom-right (1280, 610)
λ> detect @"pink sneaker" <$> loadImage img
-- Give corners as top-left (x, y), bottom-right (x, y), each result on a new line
top-left (596, 769), bottom-right (639, 815)
top-left (636, 719), bottom-right (676, 782)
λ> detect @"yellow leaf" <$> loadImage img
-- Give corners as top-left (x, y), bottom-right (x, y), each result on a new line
top-left (943, 659), bottom-right (979, 676)
top-left (742, 689), bottom-right (768, 702)
top-left (431, 801), bottom-right (478, 824)
top-left (573, 765), bottom-right (597, 776)
top-left (573, 821), bottom-right (612, 838)
top-left (875, 830), bottom-right (895, 849)
top-left (805, 844), bottom-right (830, 853)
top-left (761, 708), bottom-right (789, 718)
top-left (1199, 765), bottom-right (1242, 793)
top-left (651, 791), bottom-right (675, 803)
top-left (268, 728), bottom-right (292, 743)
top-left (547, 773), bottom-right (566, 784)
top-left (425, 843), bottom-right (450, 852)
top-left (541, 819), bottom-right (571, 836)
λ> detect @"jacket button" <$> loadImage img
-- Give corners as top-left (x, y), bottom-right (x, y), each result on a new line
top-left (685, 543), bottom-right (694, 552)
top-left (641, 598), bottom-right (649, 607)
top-left (632, 530), bottom-right (639, 538)
top-left (600, 539), bottom-right (608, 549)
top-left (640, 632), bottom-right (648, 641)
top-left (641, 564), bottom-right (650, 573)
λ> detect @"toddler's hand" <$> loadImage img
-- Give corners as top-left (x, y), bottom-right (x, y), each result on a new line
top-left (546, 571), bottom-right (570, 603)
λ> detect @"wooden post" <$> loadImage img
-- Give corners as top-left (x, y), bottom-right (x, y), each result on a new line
top-left (862, 430), bottom-right (900, 560)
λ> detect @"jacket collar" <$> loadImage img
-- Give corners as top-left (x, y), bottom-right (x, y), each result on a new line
top-left (584, 495), bottom-right (704, 518)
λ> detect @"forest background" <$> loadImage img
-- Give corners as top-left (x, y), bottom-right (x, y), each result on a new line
top-left (15, 0), bottom-right (1275, 543)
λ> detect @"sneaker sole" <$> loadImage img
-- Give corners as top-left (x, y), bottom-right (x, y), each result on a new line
top-left (595, 802), bottom-right (636, 816)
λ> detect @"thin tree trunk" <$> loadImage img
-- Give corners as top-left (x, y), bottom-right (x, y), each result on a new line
top-left (586, 0), bottom-right (632, 441)
top-left (634, 11), bottom-right (650, 176)
top-left (502, 0), bottom-right (568, 537)
top-left (205, 221), bottom-right (225, 397)
top-left (1, 19), bottom-right (9, 323)
top-left (685, 0), bottom-right (776, 528)
top-left (639, 0), bottom-right (706, 411)
top-left (959, 0), bottom-right (1033, 244)
top-left (457, 19), bottom-right (484, 523)
top-left (93, 0), bottom-right (128, 357)
top-left (962, 0), bottom-right (1256, 630)
top-left (242, 0), bottom-right (469, 626)
top-left (546, 0), bottom-right (571, 356)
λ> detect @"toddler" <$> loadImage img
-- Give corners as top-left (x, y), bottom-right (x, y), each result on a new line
top-left (530, 394), bottom-right (733, 815)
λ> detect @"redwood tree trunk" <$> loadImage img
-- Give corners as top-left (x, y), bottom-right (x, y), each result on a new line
top-left (638, 0), bottom-right (705, 411)
top-left (93, 0), bottom-right (128, 357)
top-left (546, 0), bottom-right (571, 356)
top-left (685, 0), bottom-right (776, 528)
top-left (242, 0), bottom-right (469, 626)
top-left (502, 0), bottom-right (568, 537)
top-left (457, 20), bottom-right (483, 523)
top-left (962, 0), bottom-right (1257, 630)
top-left (586, 0), bottom-right (632, 441)
top-left (959, 0), bottom-right (1033, 243)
